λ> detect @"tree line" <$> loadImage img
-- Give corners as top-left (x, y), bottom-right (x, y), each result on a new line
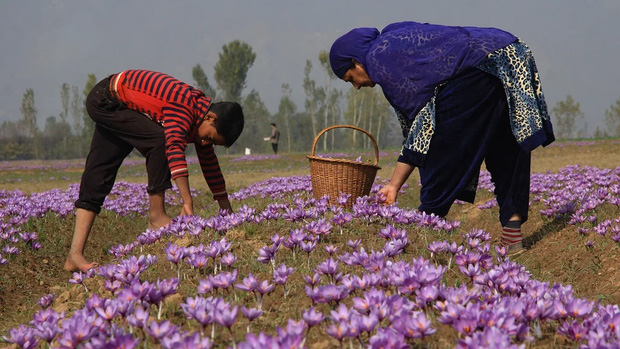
top-left (2, 40), bottom-right (620, 161)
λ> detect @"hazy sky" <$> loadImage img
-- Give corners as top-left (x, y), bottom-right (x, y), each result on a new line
top-left (1, 0), bottom-right (619, 136)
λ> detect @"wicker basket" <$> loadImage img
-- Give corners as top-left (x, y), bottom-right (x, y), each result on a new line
top-left (307, 125), bottom-right (381, 207)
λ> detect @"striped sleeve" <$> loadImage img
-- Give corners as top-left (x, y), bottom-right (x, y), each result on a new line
top-left (195, 143), bottom-right (228, 200)
top-left (162, 103), bottom-right (193, 179)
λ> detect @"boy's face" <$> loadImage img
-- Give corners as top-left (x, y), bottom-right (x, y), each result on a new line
top-left (196, 111), bottom-right (226, 147)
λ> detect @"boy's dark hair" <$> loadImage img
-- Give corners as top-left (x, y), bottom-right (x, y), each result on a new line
top-left (270, 122), bottom-right (276, 127)
top-left (210, 102), bottom-right (244, 147)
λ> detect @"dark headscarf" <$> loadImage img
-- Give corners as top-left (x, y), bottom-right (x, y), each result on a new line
top-left (329, 27), bottom-right (380, 78)
top-left (331, 21), bottom-right (517, 121)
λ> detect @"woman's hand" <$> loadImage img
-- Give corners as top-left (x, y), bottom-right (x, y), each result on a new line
top-left (378, 183), bottom-right (400, 205)
top-left (379, 161), bottom-right (416, 205)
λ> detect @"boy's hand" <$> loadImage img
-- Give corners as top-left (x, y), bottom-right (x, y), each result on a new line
top-left (218, 198), bottom-right (233, 213)
top-left (174, 176), bottom-right (194, 215)
top-left (181, 202), bottom-right (194, 216)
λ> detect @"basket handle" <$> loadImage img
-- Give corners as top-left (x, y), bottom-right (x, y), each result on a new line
top-left (310, 125), bottom-right (380, 166)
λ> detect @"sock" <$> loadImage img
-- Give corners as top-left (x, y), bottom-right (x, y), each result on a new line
top-left (501, 220), bottom-right (522, 246)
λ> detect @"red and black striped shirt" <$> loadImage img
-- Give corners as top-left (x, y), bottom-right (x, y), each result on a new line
top-left (109, 70), bottom-right (227, 200)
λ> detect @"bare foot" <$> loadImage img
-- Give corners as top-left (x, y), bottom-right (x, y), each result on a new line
top-left (148, 214), bottom-right (173, 230)
top-left (64, 253), bottom-right (98, 272)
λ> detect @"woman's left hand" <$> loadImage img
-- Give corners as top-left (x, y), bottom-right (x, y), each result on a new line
top-left (378, 184), bottom-right (399, 205)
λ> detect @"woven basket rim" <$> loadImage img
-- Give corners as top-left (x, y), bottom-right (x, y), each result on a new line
top-left (306, 155), bottom-right (381, 169)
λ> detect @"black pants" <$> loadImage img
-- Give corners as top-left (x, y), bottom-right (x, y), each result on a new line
top-left (418, 68), bottom-right (531, 226)
top-left (271, 143), bottom-right (278, 155)
top-left (74, 78), bottom-right (172, 214)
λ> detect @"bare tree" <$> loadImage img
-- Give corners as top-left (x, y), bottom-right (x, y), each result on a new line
top-left (277, 84), bottom-right (297, 153)
top-left (60, 83), bottom-right (70, 124)
top-left (604, 97), bottom-right (620, 137)
top-left (20, 88), bottom-right (39, 158)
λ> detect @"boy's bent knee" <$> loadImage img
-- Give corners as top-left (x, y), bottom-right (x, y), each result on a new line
top-left (74, 200), bottom-right (102, 214)
top-left (147, 182), bottom-right (173, 195)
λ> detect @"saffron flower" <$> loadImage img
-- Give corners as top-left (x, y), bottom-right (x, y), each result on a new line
top-left (273, 263), bottom-right (295, 298)
top-left (241, 306), bottom-right (263, 333)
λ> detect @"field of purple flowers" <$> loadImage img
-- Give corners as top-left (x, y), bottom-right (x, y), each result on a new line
top-left (1, 140), bottom-right (620, 348)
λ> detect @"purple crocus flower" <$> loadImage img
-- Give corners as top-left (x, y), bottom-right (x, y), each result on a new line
top-left (256, 280), bottom-right (274, 296)
top-left (336, 193), bottom-right (352, 206)
top-left (304, 218), bottom-right (333, 238)
top-left (32, 322), bottom-right (59, 345)
top-left (324, 244), bottom-right (338, 255)
top-left (416, 284), bottom-right (439, 307)
top-left (127, 305), bottom-right (149, 329)
top-left (273, 263), bottom-right (294, 298)
top-left (257, 244), bottom-right (279, 269)
top-left (30, 308), bottom-right (63, 330)
top-left (69, 271), bottom-right (84, 285)
top-left (270, 233), bottom-right (284, 247)
top-left (368, 327), bottom-right (408, 349)
top-left (103, 279), bottom-right (123, 294)
top-left (93, 302), bottom-right (119, 323)
top-left (197, 278), bottom-right (214, 295)
top-left (205, 242), bottom-right (222, 264)
top-left (216, 304), bottom-right (239, 349)
top-left (160, 331), bottom-right (213, 349)
top-left (427, 240), bottom-right (448, 258)
top-left (164, 243), bottom-right (185, 265)
top-left (347, 239), bottom-right (362, 251)
top-left (358, 313), bottom-right (379, 333)
top-left (55, 310), bottom-right (102, 348)
top-left (211, 270), bottom-right (239, 292)
top-left (241, 306), bottom-right (263, 322)
top-left (37, 292), bottom-right (56, 309)
top-left (302, 273), bottom-right (322, 286)
top-left (329, 303), bottom-right (352, 323)
top-left (215, 304), bottom-right (239, 329)
top-left (69, 271), bottom-right (89, 292)
top-left (324, 321), bottom-right (349, 345)
top-left (392, 311), bottom-right (436, 339)
top-left (241, 306), bottom-right (263, 333)
top-left (300, 240), bottom-right (317, 254)
top-left (157, 277), bottom-right (180, 297)
top-left (235, 273), bottom-right (259, 293)
top-left (557, 319), bottom-right (589, 342)
top-left (315, 258), bottom-right (339, 278)
top-left (186, 251), bottom-right (210, 270)
top-left (565, 298), bottom-right (595, 318)
top-left (459, 263), bottom-right (481, 280)
top-left (4, 324), bottom-right (38, 349)
top-left (146, 319), bottom-right (177, 342)
top-left (302, 307), bottom-right (324, 328)
top-left (331, 212), bottom-right (353, 234)
top-left (457, 326), bottom-right (520, 349)
top-left (220, 252), bottom-right (237, 267)
top-left (311, 284), bottom-right (350, 305)
top-left (130, 280), bottom-right (155, 303)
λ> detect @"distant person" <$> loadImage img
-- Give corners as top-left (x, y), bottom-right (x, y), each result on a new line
top-left (267, 122), bottom-right (280, 154)
top-left (330, 21), bottom-right (554, 254)
top-left (64, 69), bottom-right (244, 272)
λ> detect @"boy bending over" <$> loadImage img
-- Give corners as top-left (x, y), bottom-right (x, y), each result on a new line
top-left (65, 70), bottom-right (244, 272)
